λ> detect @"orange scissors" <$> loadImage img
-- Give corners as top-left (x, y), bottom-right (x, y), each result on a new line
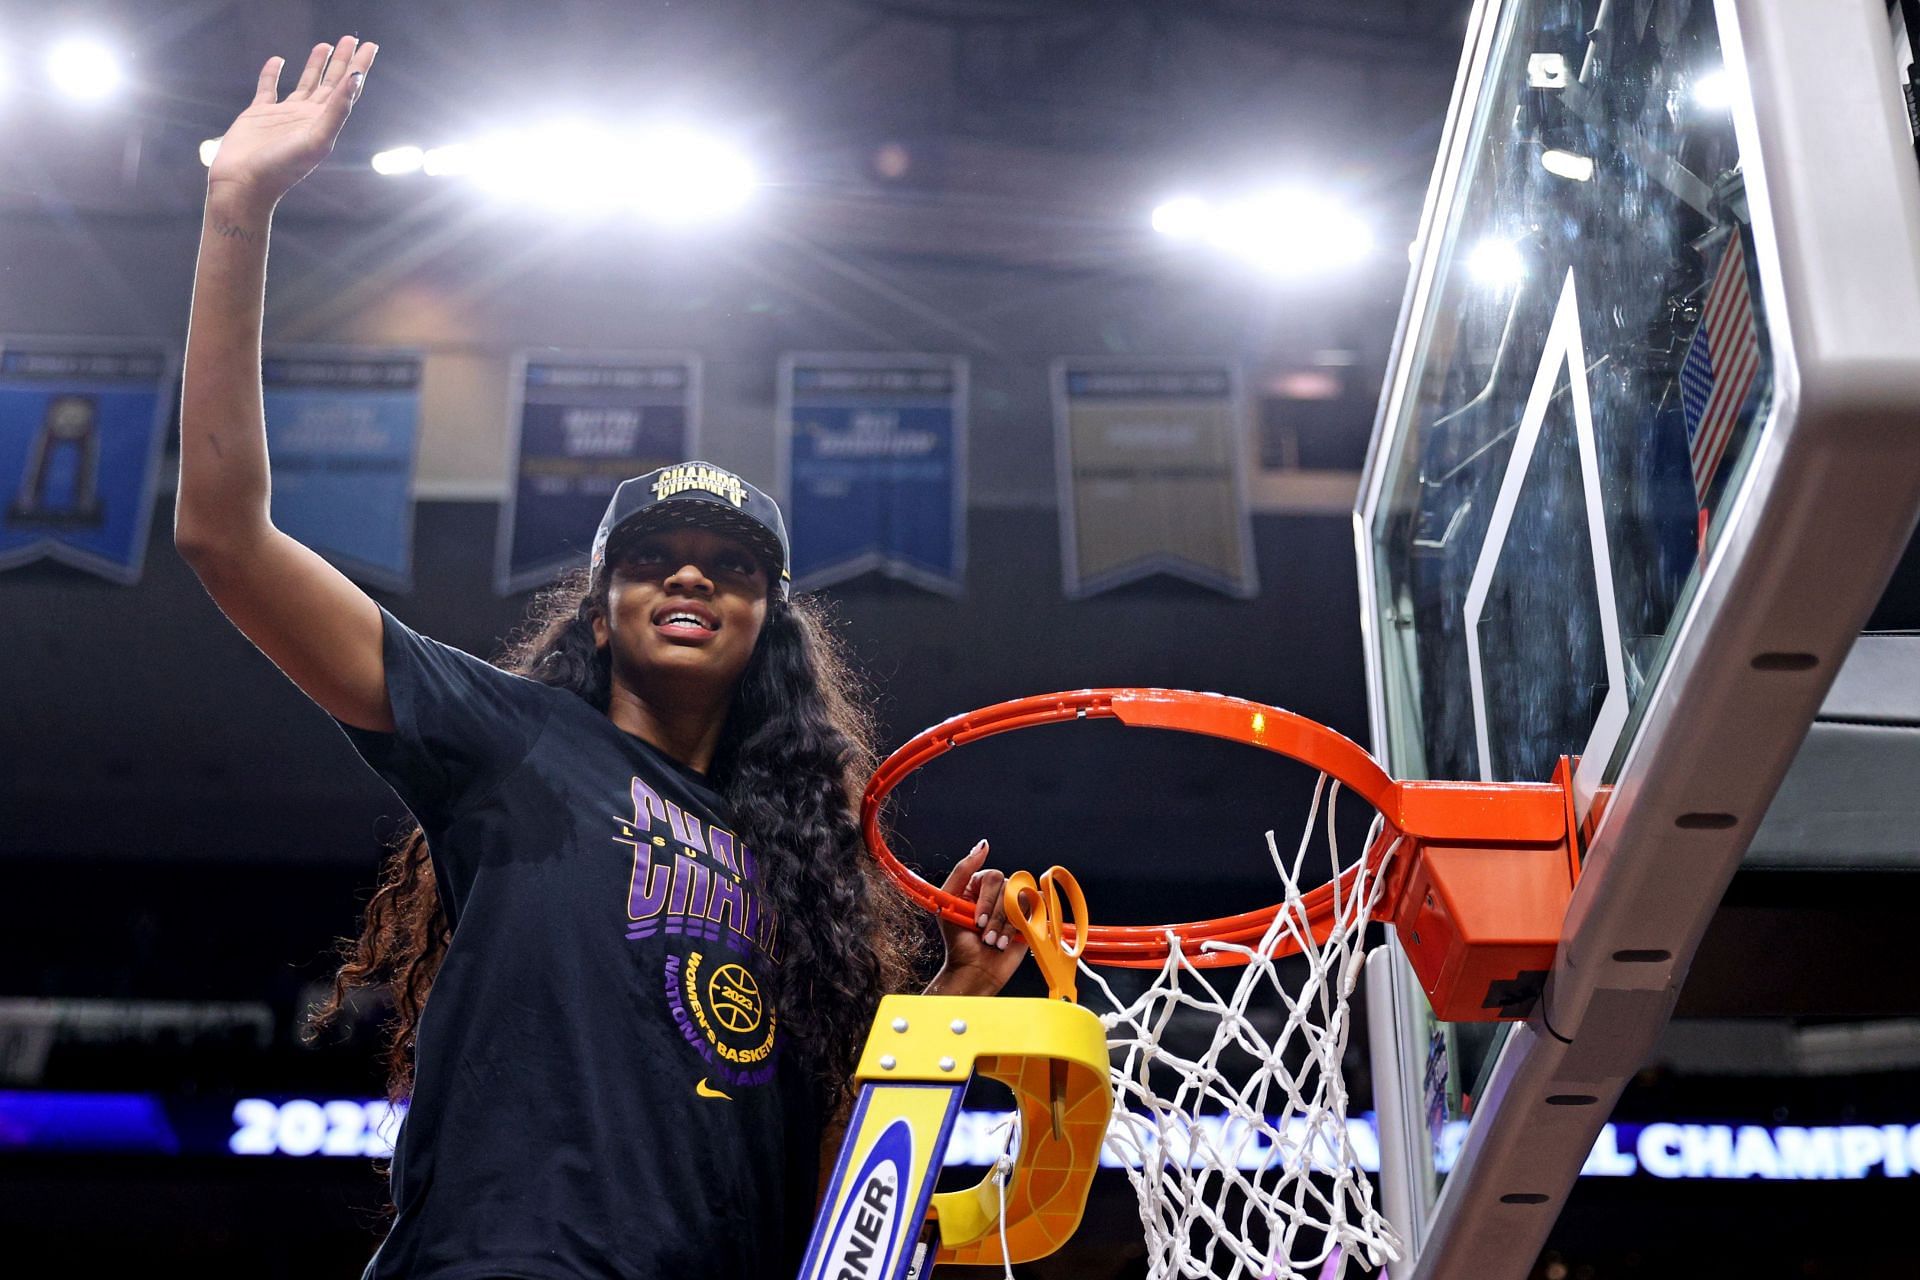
top-left (1004, 866), bottom-right (1090, 1140)
top-left (1004, 865), bottom-right (1088, 1003)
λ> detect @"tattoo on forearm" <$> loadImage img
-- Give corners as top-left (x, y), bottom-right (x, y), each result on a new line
top-left (212, 221), bottom-right (261, 244)
top-left (206, 433), bottom-right (224, 458)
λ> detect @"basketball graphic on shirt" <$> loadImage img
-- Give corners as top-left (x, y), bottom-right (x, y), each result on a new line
top-left (666, 947), bottom-right (778, 1086)
top-left (707, 962), bottom-right (762, 1034)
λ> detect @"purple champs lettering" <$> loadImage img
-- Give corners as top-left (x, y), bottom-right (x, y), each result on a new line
top-left (707, 873), bottom-right (747, 937)
top-left (665, 799), bottom-right (708, 854)
top-left (630, 776), bottom-right (670, 830)
top-left (628, 842), bottom-right (672, 921)
top-left (667, 853), bottom-right (712, 920)
top-left (740, 888), bottom-right (759, 954)
top-left (619, 775), bottom-right (776, 957)
top-left (707, 827), bottom-right (737, 875)
top-left (623, 779), bottom-right (676, 935)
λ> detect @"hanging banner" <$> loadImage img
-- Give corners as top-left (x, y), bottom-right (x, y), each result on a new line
top-left (262, 347), bottom-right (422, 592)
top-left (777, 353), bottom-right (966, 594)
top-left (1052, 362), bottom-right (1257, 598)
top-left (497, 351), bottom-right (699, 595)
top-left (0, 340), bottom-right (171, 584)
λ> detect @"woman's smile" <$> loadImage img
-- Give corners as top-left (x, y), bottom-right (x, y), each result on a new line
top-left (652, 599), bottom-right (721, 641)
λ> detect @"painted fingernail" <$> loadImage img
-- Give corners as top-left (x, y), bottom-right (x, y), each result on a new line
top-left (976, 913), bottom-right (988, 928)
top-left (983, 930), bottom-right (996, 946)
top-left (997, 936), bottom-right (1009, 950)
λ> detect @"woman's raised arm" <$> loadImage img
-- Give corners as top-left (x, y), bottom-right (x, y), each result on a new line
top-left (175, 37), bottom-right (395, 731)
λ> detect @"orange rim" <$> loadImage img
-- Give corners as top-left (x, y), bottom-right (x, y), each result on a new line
top-left (860, 689), bottom-right (1405, 969)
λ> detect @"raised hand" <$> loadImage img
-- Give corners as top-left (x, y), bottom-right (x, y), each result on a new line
top-left (208, 36), bottom-right (378, 208)
top-left (928, 839), bottom-right (1030, 998)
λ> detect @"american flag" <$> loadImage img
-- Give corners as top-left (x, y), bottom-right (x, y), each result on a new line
top-left (1679, 234), bottom-right (1761, 503)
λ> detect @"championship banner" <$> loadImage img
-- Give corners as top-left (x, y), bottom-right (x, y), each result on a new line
top-left (497, 352), bottom-right (698, 594)
top-left (1052, 363), bottom-right (1257, 598)
top-left (0, 340), bottom-right (171, 584)
top-left (777, 354), bottom-right (966, 594)
top-left (262, 348), bottom-right (422, 592)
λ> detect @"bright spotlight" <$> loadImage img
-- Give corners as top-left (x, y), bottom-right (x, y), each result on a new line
top-left (1209, 189), bottom-right (1372, 277)
top-left (472, 122), bottom-right (619, 209)
top-left (371, 145), bottom-right (426, 176)
top-left (1540, 149), bottom-right (1594, 181)
top-left (48, 37), bottom-right (124, 104)
top-left (458, 122), bottom-right (639, 213)
top-left (1692, 68), bottom-right (1733, 111)
top-left (422, 143), bottom-right (477, 177)
top-left (1151, 196), bottom-right (1213, 240)
top-left (433, 121), bottom-right (757, 223)
top-left (627, 125), bottom-right (757, 223)
top-left (199, 138), bottom-right (222, 167)
top-left (1465, 237), bottom-right (1526, 288)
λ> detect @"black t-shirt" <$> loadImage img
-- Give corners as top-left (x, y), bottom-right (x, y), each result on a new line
top-left (337, 609), bottom-right (822, 1280)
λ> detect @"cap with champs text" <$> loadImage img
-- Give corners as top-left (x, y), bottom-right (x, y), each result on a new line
top-left (590, 462), bottom-right (791, 598)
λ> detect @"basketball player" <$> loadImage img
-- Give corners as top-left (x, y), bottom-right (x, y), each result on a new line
top-left (175, 36), bottom-right (1027, 1277)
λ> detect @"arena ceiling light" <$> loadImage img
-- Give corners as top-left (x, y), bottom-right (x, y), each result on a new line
top-left (421, 142), bottom-right (475, 177)
top-left (1149, 195), bottom-right (1213, 240)
top-left (1465, 236), bottom-right (1527, 289)
top-left (370, 145), bottom-right (425, 176)
top-left (1692, 67), bottom-right (1733, 111)
top-left (1152, 188), bottom-right (1373, 278)
top-left (625, 125), bottom-right (758, 224)
top-left (47, 36), bottom-right (123, 104)
top-left (419, 121), bottom-right (757, 224)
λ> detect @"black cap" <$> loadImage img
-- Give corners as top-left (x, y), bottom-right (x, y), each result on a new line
top-left (590, 461), bottom-right (791, 598)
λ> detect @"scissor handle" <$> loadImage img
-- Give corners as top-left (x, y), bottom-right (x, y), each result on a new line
top-left (1005, 866), bottom-right (1088, 1002)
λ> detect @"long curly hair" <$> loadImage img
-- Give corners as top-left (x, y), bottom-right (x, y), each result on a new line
top-left (305, 567), bottom-right (926, 1111)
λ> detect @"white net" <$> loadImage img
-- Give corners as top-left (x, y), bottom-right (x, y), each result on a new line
top-left (1079, 777), bottom-right (1403, 1280)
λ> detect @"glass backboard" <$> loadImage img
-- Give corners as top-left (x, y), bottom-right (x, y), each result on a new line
top-left (1357, 0), bottom-right (1920, 1275)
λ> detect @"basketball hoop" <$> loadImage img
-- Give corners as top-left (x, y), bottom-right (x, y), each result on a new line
top-left (861, 690), bottom-right (1580, 1279)
top-left (863, 689), bottom-right (1577, 1012)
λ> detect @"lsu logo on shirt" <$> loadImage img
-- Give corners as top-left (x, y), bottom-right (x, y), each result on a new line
top-left (617, 775), bottom-right (776, 958)
top-left (616, 773), bottom-right (782, 1090)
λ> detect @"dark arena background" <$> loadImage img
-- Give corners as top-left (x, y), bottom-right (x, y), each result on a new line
top-left (2, 2), bottom-right (1918, 1278)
